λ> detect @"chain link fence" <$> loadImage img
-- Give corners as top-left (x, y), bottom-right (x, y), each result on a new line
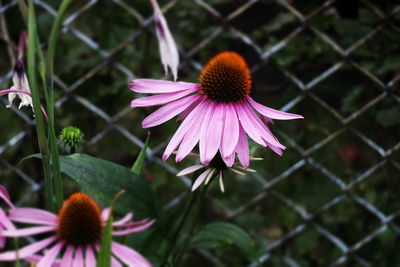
top-left (1, 0), bottom-right (400, 266)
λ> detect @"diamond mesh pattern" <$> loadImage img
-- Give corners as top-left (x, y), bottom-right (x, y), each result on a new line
top-left (0, 0), bottom-right (399, 265)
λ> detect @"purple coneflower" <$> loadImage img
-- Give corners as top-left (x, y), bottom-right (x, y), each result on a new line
top-left (130, 51), bottom-right (303, 168)
top-left (150, 0), bottom-right (179, 81)
top-left (0, 192), bottom-right (154, 266)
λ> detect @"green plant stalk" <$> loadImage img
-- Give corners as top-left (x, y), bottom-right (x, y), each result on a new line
top-left (46, 0), bottom-right (72, 87)
top-left (27, 0), bottom-right (54, 211)
top-left (16, 0), bottom-right (28, 22)
top-left (161, 188), bottom-right (206, 266)
top-left (44, 0), bottom-right (73, 210)
top-left (173, 184), bottom-right (209, 266)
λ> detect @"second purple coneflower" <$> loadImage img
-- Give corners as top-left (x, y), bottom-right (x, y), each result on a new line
top-left (0, 192), bottom-right (154, 266)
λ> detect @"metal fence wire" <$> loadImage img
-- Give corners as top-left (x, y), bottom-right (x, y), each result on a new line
top-left (1, 0), bottom-right (400, 266)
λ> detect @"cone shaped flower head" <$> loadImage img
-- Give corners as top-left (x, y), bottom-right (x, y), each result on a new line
top-left (150, 0), bottom-right (179, 81)
top-left (129, 51), bottom-right (303, 168)
top-left (58, 126), bottom-right (85, 153)
top-left (0, 192), bottom-right (154, 266)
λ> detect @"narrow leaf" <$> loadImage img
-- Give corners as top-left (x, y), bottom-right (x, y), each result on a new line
top-left (97, 212), bottom-right (112, 267)
top-left (131, 133), bottom-right (150, 175)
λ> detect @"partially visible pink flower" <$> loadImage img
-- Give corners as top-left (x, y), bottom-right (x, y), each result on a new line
top-left (0, 192), bottom-right (154, 266)
top-left (129, 51), bottom-right (303, 168)
top-left (177, 152), bottom-right (258, 192)
top-left (149, 0), bottom-right (179, 81)
top-left (0, 186), bottom-right (15, 249)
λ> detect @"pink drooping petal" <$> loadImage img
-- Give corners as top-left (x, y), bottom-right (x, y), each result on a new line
top-left (9, 208), bottom-right (57, 225)
top-left (0, 229), bottom-right (5, 249)
top-left (263, 116), bottom-right (273, 124)
top-left (0, 185), bottom-right (13, 208)
top-left (236, 125), bottom-right (250, 168)
top-left (116, 218), bottom-right (153, 228)
top-left (175, 102), bottom-right (207, 161)
top-left (221, 103), bottom-right (239, 158)
top-left (240, 102), bottom-right (285, 149)
top-left (112, 242), bottom-right (152, 267)
top-left (223, 151), bottom-right (235, 168)
top-left (246, 96), bottom-right (304, 120)
top-left (0, 209), bottom-right (15, 231)
top-left (200, 103), bottom-right (224, 165)
top-left (61, 246), bottom-right (74, 267)
top-left (111, 256), bottom-right (123, 267)
top-left (176, 96), bottom-right (203, 122)
top-left (112, 219), bottom-right (155, 236)
top-left (1, 226), bottom-right (55, 237)
top-left (176, 165), bottom-right (204, 176)
top-left (163, 98), bottom-right (208, 160)
top-left (112, 213), bottom-right (133, 227)
top-left (73, 247), bottom-right (84, 267)
top-left (142, 94), bottom-right (200, 128)
top-left (129, 79), bottom-right (198, 94)
top-left (192, 169), bottom-right (212, 191)
top-left (131, 87), bottom-right (197, 108)
top-left (0, 236), bottom-right (57, 261)
top-left (102, 208), bottom-right (111, 221)
top-left (85, 245), bottom-right (96, 267)
top-left (198, 102), bottom-right (215, 164)
top-left (37, 241), bottom-right (64, 267)
top-left (267, 144), bottom-right (284, 156)
top-left (235, 102), bottom-right (265, 146)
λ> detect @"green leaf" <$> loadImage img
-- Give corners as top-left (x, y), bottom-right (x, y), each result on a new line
top-left (43, 153), bottom-right (160, 219)
top-left (190, 222), bottom-right (259, 261)
top-left (131, 133), bottom-right (150, 175)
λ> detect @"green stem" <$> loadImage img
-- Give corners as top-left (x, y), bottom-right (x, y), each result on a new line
top-left (44, 0), bottom-right (72, 210)
top-left (16, 0), bottom-right (28, 23)
top-left (46, 0), bottom-right (72, 86)
top-left (27, 0), bottom-right (54, 211)
top-left (161, 192), bottom-right (197, 266)
top-left (174, 184), bottom-right (209, 265)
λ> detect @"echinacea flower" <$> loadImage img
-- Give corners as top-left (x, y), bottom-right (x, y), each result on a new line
top-left (129, 51), bottom-right (303, 168)
top-left (0, 192), bottom-right (154, 266)
top-left (177, 152), bottom-right (259, 192)
top-left (0, 186), bottom-right (15, 249)
top-left (149, 0), bottom-right (179, 81)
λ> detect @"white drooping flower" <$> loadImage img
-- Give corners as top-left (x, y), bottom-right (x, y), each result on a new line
top-left (7, 59), bottom-right (33, 111)
top-left (150, 0), bottom-right (179, 81)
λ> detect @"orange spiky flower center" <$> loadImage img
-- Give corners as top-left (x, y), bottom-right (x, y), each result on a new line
top-left (57, 193), bottom-right (102, 246)
top-left (199, 51), bottom-right (251, 103)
